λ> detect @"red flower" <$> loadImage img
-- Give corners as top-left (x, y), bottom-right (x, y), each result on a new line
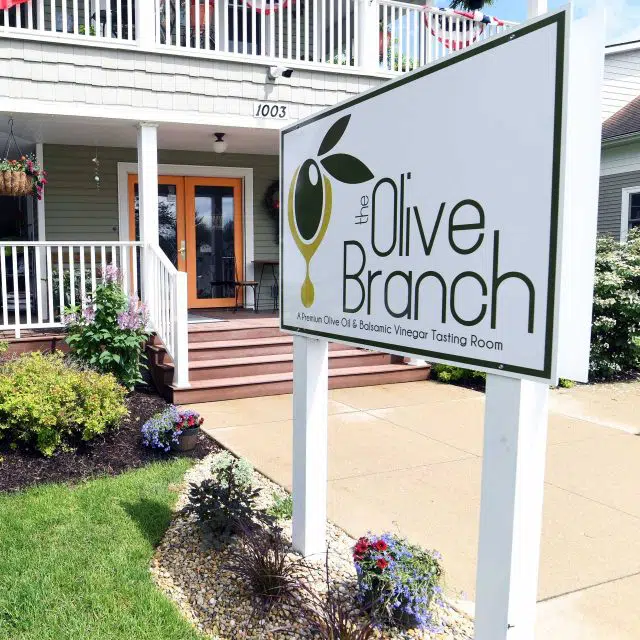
top-left (374, 539), bottom-right (388, 552)
top-left (376, 558), bottom-right (389, 570)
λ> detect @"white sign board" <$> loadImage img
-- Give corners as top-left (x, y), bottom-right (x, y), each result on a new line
top-left (281, 12), bottom-right (570, 383)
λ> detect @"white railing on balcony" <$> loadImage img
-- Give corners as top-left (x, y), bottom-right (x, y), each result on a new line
top-left (0, 241), bottom-right (142, 338)
top-left (146, 243), bottom-right (189, 387)
top-left (0, 0), bottom-right (517, 72)
top-left (155, 0), bottom-right (359, 67)
top-left (1, 0), bottom-right (135, 41)
top-left (379, 2), bottom-right (516, 72)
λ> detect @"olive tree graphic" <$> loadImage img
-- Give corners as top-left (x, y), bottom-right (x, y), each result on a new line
top-left (288, 114), bottom-right (374, 307)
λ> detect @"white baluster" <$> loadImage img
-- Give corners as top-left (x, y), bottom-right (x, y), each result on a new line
top-left (0, 247), bottom-right (7, 327)
top-left (84, 0), bottom-right (89, 35)
top-left (269, 0), bottom-right (275, 57)
top-left (90, 245), bottom-right (97, 297)
top-left (105, 0), bottom-right (112, 38)
top-left (337, 0), bottom-right (342, 64)
top-left (120, 245), bottom-right (129, 296)
top-left (195, 0), bottom-right (200, 49)
top-left (23, 246), bottom-right (32, 326)
top-left (185, 0), bottom-right (191, 47)
top-left (382, 4), bottom-right (388, 69)
top-left (68, 246), bottom-right (76, 308)
top-left (345, 0), bottom-right (350, 66)
top-left (38, 0), bottom-right (45, 32)
top-left (46, 246), bottom-right (54, 324)
top-left (287, 0), bottom-right (292, 58)
top-left (100, 245), bottom-right (106, 281)
top-left (57, 246), bottom-right (64, 318)
top-left (206, 0), bottom-right (211, 49)
top-left (127, 0), bottom-right (133, 40)
top-left (27, 0), bottom-right (33, 29)
top-left (12, 246), bottom-right (20, 338)
top-left (132, 246), bottom-right (138, 298)
top-left (79, 246), bottom-right (86, 307)
top-left (72, 0), bottom-right (78, 34)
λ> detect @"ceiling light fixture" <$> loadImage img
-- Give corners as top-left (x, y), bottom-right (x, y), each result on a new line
top-left (213, 132), bottom-right (227, 154)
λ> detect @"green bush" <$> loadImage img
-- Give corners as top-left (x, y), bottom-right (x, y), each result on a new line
top-left (431, 363), bottom-right (486, 386)
top-left (590, 229), bottom-right (640, 380)
top-left (65, 266), bottom-right (150, 390)
top-left (210, 451), bottom-right (254, 489)
top-left (267, 492), bottom-right (293, 521)
top-left (0, 351), bottom-right (128, 457)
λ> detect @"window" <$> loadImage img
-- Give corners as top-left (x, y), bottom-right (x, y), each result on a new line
top-left (630, 192), bottom-right (640, 231)
top-left (621, 186), bottom-right (640, 242)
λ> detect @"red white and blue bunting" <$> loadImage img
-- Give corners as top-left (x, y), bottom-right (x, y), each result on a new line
top-left (425, 7), bottom-right (505, 51)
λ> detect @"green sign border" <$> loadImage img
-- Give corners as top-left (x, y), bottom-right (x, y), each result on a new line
top-left (279, 11), bottom-right (566, 380)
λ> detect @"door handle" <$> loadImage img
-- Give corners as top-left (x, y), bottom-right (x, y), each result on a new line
top-left (179, 240), bottom-right (186, 259)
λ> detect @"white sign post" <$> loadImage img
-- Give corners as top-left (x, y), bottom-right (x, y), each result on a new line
top-left (281, 3), bottom-right (604, 635)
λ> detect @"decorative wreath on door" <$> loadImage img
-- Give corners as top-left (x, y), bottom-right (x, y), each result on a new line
top-left (264, 180), bottom-right (280, 242)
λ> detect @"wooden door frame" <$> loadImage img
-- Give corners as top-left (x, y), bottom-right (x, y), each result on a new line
top-left (185, 176), bottom-right (244, 309)
top-left (127, 174), bottom-right (188, 273)
top-left (117, 162), bottom-right (256, 309)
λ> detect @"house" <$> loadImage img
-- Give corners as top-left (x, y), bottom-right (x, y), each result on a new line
top-left (600, 39), bottom-right (640, 241)
top-left (0, 1), bottom-right (537, 402)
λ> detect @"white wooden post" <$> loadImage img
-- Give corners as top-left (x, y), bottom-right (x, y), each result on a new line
top-left (134, 0), bottom-right (156, 46)
top-left (292, 335), bottom-right (329, 558)
top-left (35, 142), bottom-right (48, 321)
top-left (474, 8), bottom-right (550, 640)
top-left (172, 271), bottom-right (190, 388)
top-left (474, 376), bottom-right (549, 640)
top-left (358, 0), bottom-right (379, 72)
top-left (137, 122), bottom-right (159, 313)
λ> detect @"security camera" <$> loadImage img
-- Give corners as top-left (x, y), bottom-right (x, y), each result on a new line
top-left (268, 66), bottom-right (294, 81)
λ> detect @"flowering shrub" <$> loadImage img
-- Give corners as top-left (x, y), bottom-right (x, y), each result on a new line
top-left (0, 154), bottom-right (47, 199)
top-left (210, 450), bottom-right (254, 489)
top-left (590, 228), bottom-right (640, 380)
top-left (0, 351), bottom-right (127, 457)
top-left (353, 533), bottom-right (443, 630)
top-left (140, 405), bottom-right (203, 452)
top-left (64, 266), bottom-right (150, 389)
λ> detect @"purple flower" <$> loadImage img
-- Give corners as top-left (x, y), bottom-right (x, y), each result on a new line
top-left (62, 312), bottom-right (78, 326)
top-left (117, 297), bottom-right (148, 331)
top-left (103, 264), bottom-right (120, 284)
top-left (82, 306), bottom-right (96, 323)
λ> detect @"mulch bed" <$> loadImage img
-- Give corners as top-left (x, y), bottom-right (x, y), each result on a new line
top-left (0, 389), bottom-right (217, 494)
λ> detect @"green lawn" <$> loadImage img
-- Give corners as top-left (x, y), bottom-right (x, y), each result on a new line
top-left (0, 461), bottom-right (201, 640)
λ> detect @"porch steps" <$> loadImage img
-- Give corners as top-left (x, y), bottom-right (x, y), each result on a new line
top-left (148, 317), bottom-right (430, 403)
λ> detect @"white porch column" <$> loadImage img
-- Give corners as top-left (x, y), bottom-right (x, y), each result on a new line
top-left (35, 142), bottom-right (48, 321)
top-left (292, 336), bottom-right (329, 558)
top-left (137, 122), bottom-right (159, 311)
top-left (358, 0), bottom-right (380, 72)
top-left (134, 0), bottom-right (156, 47)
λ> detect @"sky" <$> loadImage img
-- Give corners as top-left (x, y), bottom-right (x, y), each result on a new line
top-left (475, 0), bottom-right (640, 45)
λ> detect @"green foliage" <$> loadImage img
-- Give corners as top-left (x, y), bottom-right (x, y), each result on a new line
top-left (65, 268), bottom-right (150, 390)
top-left (558, 378), bottom-right (575, 389)
top-left (267, 491), bottom-right (293, 521)
top-left (431, 363), bottom-right (486, 386)
top-left (0, 460), bottom-right (200, 640)
top-left (183, 458), bottom-right (272, 544)
top-left (0, 351), bottom-right (127, 457)
top-left (210, 451), bottom-right (254, 489)
top-left (590, 229), bottom-right (640, 380)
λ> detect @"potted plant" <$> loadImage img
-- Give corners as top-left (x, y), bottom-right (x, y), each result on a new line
top-left (0, 154), bottom-right (47, 200)
top-left (141, 405), bottom-right (204, 453)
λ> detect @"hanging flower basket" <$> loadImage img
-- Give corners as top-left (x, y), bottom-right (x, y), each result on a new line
top-left (0, 119), bottom-right (48, 200)
top-left (0, 157), bottom-right (47, 200)
top-left (0, 165), bottom-right (33, 197)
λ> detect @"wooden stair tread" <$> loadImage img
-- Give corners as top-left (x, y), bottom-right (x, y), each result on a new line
top-left (189, 336), bottom-right (292, 350)
top-left (171, 364), bottom-right (425, 390)
top-left (186, 349), bottom-right (376, 369)
top-left (188, 318), bottom-right (279, 333)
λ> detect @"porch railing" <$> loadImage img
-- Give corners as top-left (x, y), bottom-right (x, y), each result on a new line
top-left (1, 0), bottom-right (136, 42)
top-left (0, 241), bottom-right (142, 337)
top-left (155, 0), bottom-right (359, 67)
top-left (146, 244), bottom-right (189, 388)
top-left (378, 3), bottom-right (515, 73)
top-left (1, 0), bottom-right (517, 72)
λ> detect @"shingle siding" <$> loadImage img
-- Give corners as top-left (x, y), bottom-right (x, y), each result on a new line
top-left (43, 144), bottom-right (279, 308)
top-left (598, 170), bottom-right (640, 239)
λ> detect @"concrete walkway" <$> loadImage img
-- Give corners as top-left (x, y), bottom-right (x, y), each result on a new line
top-left (185, 379), bottom-right (640, 639)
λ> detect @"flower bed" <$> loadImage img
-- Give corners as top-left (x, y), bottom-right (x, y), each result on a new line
top-left (151, 453), bottom-right (474, 639)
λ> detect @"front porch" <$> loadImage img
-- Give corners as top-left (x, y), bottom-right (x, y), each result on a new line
top-left (0, 113), bottom-right (430, 399)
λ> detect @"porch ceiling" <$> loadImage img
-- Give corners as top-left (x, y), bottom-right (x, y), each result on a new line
top-left (0, 112), bottom-right (280, 155)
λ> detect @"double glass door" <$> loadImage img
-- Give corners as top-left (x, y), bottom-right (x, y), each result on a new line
top-left (129, 175), bottom-right (244, 308)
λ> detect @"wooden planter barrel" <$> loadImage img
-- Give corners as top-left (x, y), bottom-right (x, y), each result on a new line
top-left (0, 170), bottom-right (33, 197)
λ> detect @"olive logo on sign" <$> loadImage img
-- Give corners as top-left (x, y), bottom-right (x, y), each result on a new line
top-left (288, 114), bottom-right (373, 307)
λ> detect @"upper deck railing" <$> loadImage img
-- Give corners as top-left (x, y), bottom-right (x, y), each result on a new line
top-left (0, 1), bottom-right (516, 73)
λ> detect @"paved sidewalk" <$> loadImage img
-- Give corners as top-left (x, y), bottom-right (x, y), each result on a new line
top-left (186, 380), bottom-right (640, 639)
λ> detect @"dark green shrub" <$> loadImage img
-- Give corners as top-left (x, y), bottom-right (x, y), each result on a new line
top-left (590, 229), bottom-right (640, 380)
top-left (431, 363), bottom-right (486, 387)
top-left (65, 266), bottom-right (150, 390)
top-left (183, 458), bottom-right (272, 543)
top-left (0, 351), bottom-right (128, 457)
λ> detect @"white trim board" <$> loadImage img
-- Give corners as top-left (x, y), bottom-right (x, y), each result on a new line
top-left (117, 162), bottom-right (255, 306)
top-left (621, 186), bottom-right (640, 242)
